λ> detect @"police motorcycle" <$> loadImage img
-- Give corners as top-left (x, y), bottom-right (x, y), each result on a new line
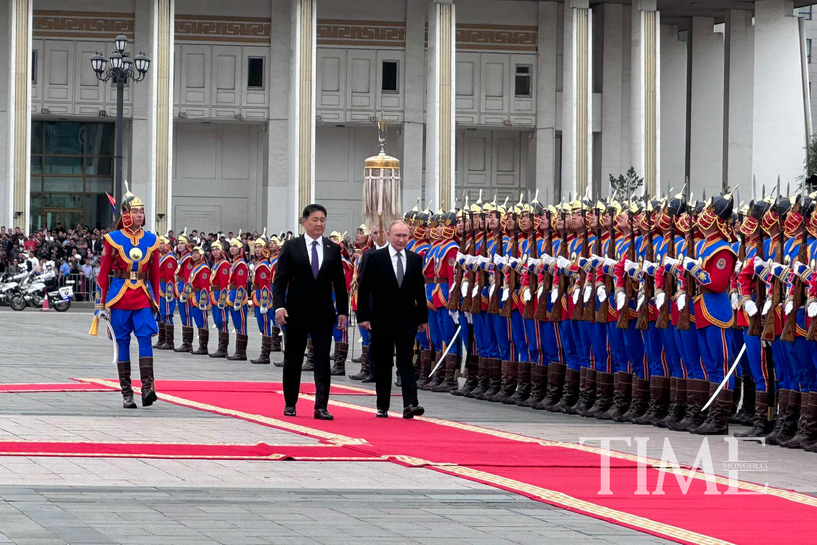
top-left (10, 263), bottom-right (73, 311)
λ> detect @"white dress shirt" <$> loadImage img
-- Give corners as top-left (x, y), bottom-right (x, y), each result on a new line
top-left (388, 244), bottom-right (405, 278)
top-left (304, 233), bottom-right (324, 270)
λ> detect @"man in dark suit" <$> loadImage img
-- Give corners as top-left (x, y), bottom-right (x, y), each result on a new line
top-left (357, 220), bottom-right (428, 419)
top-left (273, 204), bottom-right (349, 420)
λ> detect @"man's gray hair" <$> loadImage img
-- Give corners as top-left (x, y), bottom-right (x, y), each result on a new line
top-left (387, 219), bottom-right (409, 232)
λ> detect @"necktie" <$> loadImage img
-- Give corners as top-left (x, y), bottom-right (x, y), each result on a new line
top-left (311, 240), bottom-right (319, 279)
top-left (396, 251), bottom-right (404, 288)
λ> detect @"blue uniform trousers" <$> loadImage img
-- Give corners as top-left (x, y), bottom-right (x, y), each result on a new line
top-left (416, 329), bottom-right (430, 350)
top-left (435, 307), bottom-right (459, 356)
top-left (697, 325), bottom-right (734, 389)
top-left (229, 303), bottom-right (248, 336)
top-left (732, 328), bottom-right (746, 379)
top-left (332, 313), bottom-right (348, 343)
top-left (561, 321), bottom-right (580, 371)
top-left (255, 306), bottom-right (272, 336)
top-left (474, 312), bottom-right (499, 359)
top-left (491, 305), bottom-right (512, 361)
top-left (623, 321), bottom-right (646, 379)
top-left (524, 318), bottom-right (539, 365)
top-left (159, 281), bottom-right (175, 325)
top-left (771, 338), bottom-right (796, 391)
top-left (539, 321), bottom-right (561, 366)
top-left (576, 320), bottom-right (594, 369)
top-left (643, 322), bottom-right (667, 377)
top-left (111, 307), bottom-right (158, 363)
top-left (510, 309), bottom-right (528, 362)
top-left (211, 297), bottom-right (230, 333)
top-left (457, 312), bottom-right (472, 357)
top-left (176, 281), bottom-right (191, 327)
top-left (660, 325), bottom-right (684, 378)
top-left (786, 337), bottom-right (817, 393)
top-left (742, 330), bottom-right (768, 392)
top-left (190, 304), bottom-right (209, 330)
top-left (427, 308), bottom-right (441, 351)
top-left (591, 321), bottom-right (611, 373)
top-left (676, 324), bottom-right (706, 380)
top-left (607, 322), bottom-right (629, 373)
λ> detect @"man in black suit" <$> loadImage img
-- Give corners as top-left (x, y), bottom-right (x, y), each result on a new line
top-left (273, 204), bottom-right (349, 420)
top-left (357, 220), bottom-right (428, 419)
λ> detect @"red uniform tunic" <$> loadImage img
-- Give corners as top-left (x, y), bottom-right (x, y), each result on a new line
top-left (432, 238), bottom-right (458, 309)
top-left (97, 229), bottom-right (160, 310)
top-left (176, 252), bottom-right (194, 296)
top-left (159, 252), bottom-right (177, 298)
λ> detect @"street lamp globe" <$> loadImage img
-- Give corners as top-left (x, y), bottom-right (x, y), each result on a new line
top-left (115, 34), bottom-right (128, 53)
top-left (122, 56), bottom-right (133, 73)
top-left (134, 51), bottom-right (151, 75)
top-left (109, 51), bottom-right (123, 70)
top-left (90, 52), bottom-right (107, 75)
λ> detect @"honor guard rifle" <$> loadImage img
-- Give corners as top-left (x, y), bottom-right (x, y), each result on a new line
top-left (677, 188), bottom-right (698, 331)
top-left (762, 179), bottom-right (786, 342)
top-left (617, 191), bottom-right (636, 330)
top-left (588, 200), bottom-right (606, 323)
top-left (549, 199), bottom-right (569, 322)
top-left (488, 197), bottom-right (508, 315)
top-left (471, 198), bottom-right (489, 315)
top-left (636, 191), bottom-right (655, 331)
top-left (781, 188), bottom-right (807, 342)
top-left (655, 193), bottom-right (676, 330)
top-left (523, 191), bottom-right (540, 321)
top-left (460, 196), bottom-right (478, 313)
top-left (500, 194), bottom-right (521, 320)
top-left (572, 191), bottom-right (590, 321)
top-left (447, 196), bottom-right (468, 311)
top-left (536, 206), bottom-right (556, 321)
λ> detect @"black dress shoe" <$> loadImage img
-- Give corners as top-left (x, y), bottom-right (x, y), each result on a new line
top-left (283, 406), bottom-right (296, 417)
top-left (376, 409), bottom-right (388, 418)
top-left (403, 405), bottom-right (425, 419)
top-left (314, 409), bottom-right (334, 421)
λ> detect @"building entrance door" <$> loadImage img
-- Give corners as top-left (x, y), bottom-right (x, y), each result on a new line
top-left (43, 209), bottom-right (85, 230)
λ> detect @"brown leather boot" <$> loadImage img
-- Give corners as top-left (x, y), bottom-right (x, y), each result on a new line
top-left (575, 368), bottom-right (597, 416)
top-left (350, 346), bottom-right (371, 381)
top-left (618, 377), bottom-right (649, 422)
top-left (153, 323), bottom-right (166, 349)
top-left (138, 357), bottom-right (157, 407)
top-left (159, 324), bottom-right (175, 350)
top-left (452, 355), bottom-right (480, 397)
top-left (770, 390), bottom-right (801, 446)
top-left (173, 326), bottom-right (194, 352)
top-left (478, 358), bottom-right (502, 400)
top-left (633, 377), bottom-right (658, 425)
top-left (416, 349), bottom-right (433, 389)
top-left (330, 341), bottom-right (348, 375)
top-left (554, 367), bottom-right (580, 413)
top-left (522, 364), bottom-right (548, 407)
top-left (227, 334), bottom-right (248, 361)
top-left (491, 360), bottom-right (518, 403)
top-left (691, 388), bottom-right (732, 435)
top-left (117, 361), bottom-right (137, 409)
top-left (251, 335), bottom-right (272, 364)
top-left (466, 357), bottom-right (489, 398)
top-left (735, 390), bottom-right (775, 438)
top-left (566, 367), bottom-right (587, 415)
top-left (536, 362), bottom-right (565, 410)
top-left (302, 339), bottom-right (315, 371)
top-left (675, 379), bottom-right (706, 431)
top-left (588, 371), bottom-right (614, 418)
top-left (433, 354), bottom-right (460, 392)
top-left (509, 361), bottom-right (532, 405)
top-left (794, 392), bottom-right (817, 449)
top-left (191, 329), bottom-right (209, 355)
top-left (734, 375), bottom-right (756, 424)
top-left (209, 331), bottom-right (229, 358)
top-left (270, 326), bottom-right (282, 352)
top-left (602, 372), bottom-right (632, 421)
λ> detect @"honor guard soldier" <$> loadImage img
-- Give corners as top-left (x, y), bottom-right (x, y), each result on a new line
top-left (155, 234), bottom-right (177, 350)
top-left (250, 233), bottom-right (274, 364)
top-left (227, 233), bottom-right (250, 361)
top-left (329, 231), bottom-right (354, 376)
top-left (350, 224), bottom-right (375, 380)
top-left (208, 238), bottom-right (232, 358)
top-left (90, 183), bottom-right (160, 409)
top-left (173, 230), bottom-right (195, 352)
top-left (187, 246), bottom-right (211, 355)
top-left (267, 235), bottom-right (283, 354)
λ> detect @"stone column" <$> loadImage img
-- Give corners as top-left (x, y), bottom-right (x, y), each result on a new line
top-left (600, 2), bottom-right (625, 191)
top-left (561, 0), bottom-right (592, 200)
top-left (426, 0), bottom-right (455, 209)
top-left (288, 0), bottom-right (316, 229)
top-left (267, 0), bottom-right (291, 231)
top-left (753, 0), bottom-right (807, 186)
top-left (152, 0), bottom-right (174, 234)
top-left (689, 17), bottom-right (724, 198)
top-left (723, 10), bottom-right (753, 192)
top-left (659, 24), bottom-right (687, 191)
top-left (402, 0), bottom-right (425, 209)
top-left (630, 0), bottom-right (659, 195)
top-left (4, 0), bottom-right (31, 232)
top-left (535, 2), bottom-right (558, 205)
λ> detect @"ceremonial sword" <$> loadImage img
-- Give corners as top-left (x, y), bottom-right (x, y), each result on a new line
top-left (702, 343), bottom-right (746, 412)
top-left (429, 325), bottom-right (462, 376)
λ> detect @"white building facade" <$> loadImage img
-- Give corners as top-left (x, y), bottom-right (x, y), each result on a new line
top-left (0, 0), bottom-right (813, 236)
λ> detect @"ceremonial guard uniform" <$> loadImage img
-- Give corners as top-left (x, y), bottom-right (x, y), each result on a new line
top-left (250, 234), bottom-right (274, 364)
top-left (186, 246), bottom-right (211, 355)
top-left (90, 184), bottom-right (160, 409)
top-left (329, 231), bottom-right (354, 375)
top-left (226, 235), bottom-right (250, 361)
top-left (208, 240), bottom-right (232, 358)
top-left (350, 225), bottom-right (375, 380)
top-left (428, 207), bottom-right (461, 392)
top-left (155, 234), bottom-right (177, 350)
top-left (173, 231), bottom-right (195, 352)
top-left (267, 236), bottom-right (283, 354)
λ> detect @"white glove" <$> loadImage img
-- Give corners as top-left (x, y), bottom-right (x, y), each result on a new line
top-left (572, 288), bottom-right (579, 305)
top-left (743, 300), bottom-right (758, 317)
top-left (683, 256), bottom-right (697, 269)
top-left (543, 255), bottom-right (556, 266)
top-left (537, 285), bottom-right (544, 299)
top-left (260, 306), bottom-right (268, 315)
top-left (509, 257), bottom-right (520, 267)
top-left (456, 251), bottom-right (466, 262)
top-left (472, 284), bottom-right (480, 298)
top-left (808, 301), bottom-right (817, 318)
top-left (663, 256), bottom-right (679, 267)
top-left (615, 290), bottom-right (626, 311)
top-left (556, 256), bottom-right (571, 270)
top-left (624, 260), bottom-right (638, 273)
top-left (784, 299), bottom-right (794, 316)
top-left (655, 291), bottom-right (666, 310)
top-left (449, 282), bottom-right (456, 295)
top-left (734, 260), bottom-right (743, 274)
top-left (761, 300), bottom-right (772, 316)
top-left (527, 257), bottom-right (540, 266)
top-left (754, 256), bottom-right (769, 269)
top-left (501, 287), bottom-right (510, 302)
top-left (461, 280), bottom-right (469, 298)
top-left (492, 254), bottom-right (503, 265)
top-left (233, 303), bottom-right (241, 311)
top-left (464, 311), bottom-right (474, 324)
top-left (465, 255), bottom-right (477, 266)
top-left (677, 293), bottom-right (687, 311)
top-left (449, 309), bottom-right (460, 322)
top-left (603, 257), bottom-right (618, 268)
top-left (636, 293), bottom-right (645, 311)
top-left (583, 284), bottom-right (592, 303)
top-left (730, 291), bottom-right (739, 310)
top-left (489, 284), bottom-right (496, 298)
top-left (523, 288), bottom-right (532, 303)
top-left (550, 287), bottom-right (559, 304)
top-left (597, 285), bottom-right (608, 303)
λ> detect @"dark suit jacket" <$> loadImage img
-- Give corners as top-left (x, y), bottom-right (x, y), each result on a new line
top-left (272, 235), bottom-right (349, 326)
top-left (357, 247), bottom-right (428, 338)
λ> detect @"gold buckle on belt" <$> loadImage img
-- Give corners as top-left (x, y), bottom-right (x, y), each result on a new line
top-left (130, 271), bottom-right (138, 281)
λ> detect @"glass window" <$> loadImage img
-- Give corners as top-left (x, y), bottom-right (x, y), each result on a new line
top-left (248, 57), bottom-right (264, 89)
top-left (31, 121), bottom-right (43, 155)
top-left (382, 61), bottom-right (399, 93)
top-left (85, 123), bottom-right (114, 156)
top-left (44, 177), bottom-right (84, 193)
top-left (30, 156), bottom-right (42, 175)
top-left (85, 157), bottom-right (112, 176)
top-left (797, 6), bottom-right (812, 19)
top-left (515, 65), bottom-right (532, 98)
top-left (45, 122), bottom-right (83, 155)
top-left (808, 39), bottom-right (812, 63)
top-left (30, 194), bottom-right (42, 232)
top-left (44, 156), bottom-right (83, 175)
top-left (30, 177), bottom-right (43, 192)
top-left (43, 193), bottom-right (83, 209)
top-left (85, 178), bottom-right (113, 193)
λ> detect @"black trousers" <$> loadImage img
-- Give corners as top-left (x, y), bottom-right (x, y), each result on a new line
top-left (282, 318), bottom-right (334, 410)
top-left (370, 329), bottom-right (419, 412)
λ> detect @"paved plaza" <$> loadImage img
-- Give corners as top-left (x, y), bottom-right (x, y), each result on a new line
top-left (0, 308), bottom-right (814, 544)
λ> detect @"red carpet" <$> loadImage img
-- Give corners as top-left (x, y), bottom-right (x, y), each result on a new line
top-left (72, 379), bottom-right (382, 396)
top-left (0, 440), bottom-right (382, 461)
top-left (0, 383), bottom-right (110, 393)
top-left (62, 379), bottom-right (817, 544)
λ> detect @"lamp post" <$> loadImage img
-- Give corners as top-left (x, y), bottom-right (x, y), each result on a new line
top-left (89, 34), bottom-right (151, 203)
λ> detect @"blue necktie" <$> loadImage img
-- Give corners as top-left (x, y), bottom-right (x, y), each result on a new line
top-left (311, 240), bottom-right (319, 279)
